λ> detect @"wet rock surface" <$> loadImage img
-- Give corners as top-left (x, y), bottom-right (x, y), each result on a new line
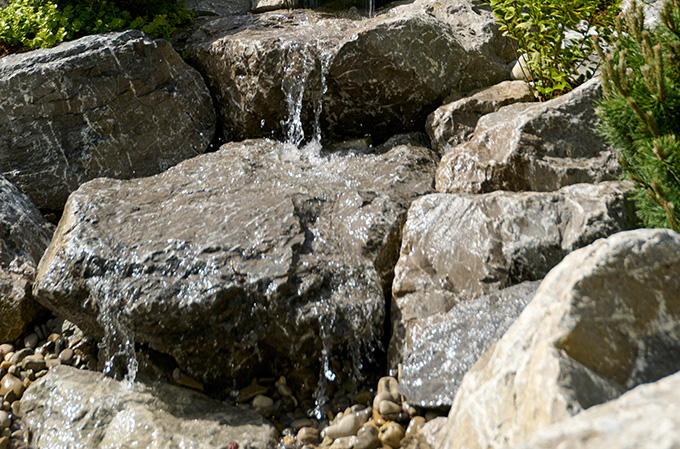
top-left (435, 78), bottom-right (620, 194)
top-left (426, 80), bottom-right (535, 153)
top-left (390, 181), bottom-right (637, 365)
top-left (442, 229), bottom-right (680, 449)
top-left (33, 139), bottom-right (437, 387)
top-left (398, 281), bottom-right (540, 408)
top-left (21, 365), bottom-right (278, 449)
top-left (185, 0), bottom-right (252, 16)
top-left (0, 176), bottom-right (53, 342)
top-left (508, 370), bottom-right (680, 449)
top-left (176, 0), bottom-right (511, 143)
top-left (0, 30), bottom-right (215, 209)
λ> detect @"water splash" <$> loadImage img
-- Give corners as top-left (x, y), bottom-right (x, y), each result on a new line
top-left (99, 287), bottom-right (138, 385)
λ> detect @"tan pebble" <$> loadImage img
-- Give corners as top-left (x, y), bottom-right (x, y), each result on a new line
top-left (329, 435), bottom-right (358, 449)
top-left (0, 410), bottom-right (8, 429)
top-left (372, 392), bottom-right (392, 411)
top-left (372, 408), bottom-right (386, 426)
top-left (378, 400), bottom-right (401, 416)
top-left (297, 426), bottom-right (320, 445)
top-left (252, 394), bottom-right (274, 416)
top-left (235, 380), bottom-right (267, 403)
top-left (0, 402), bottom-right (8, 412)
top-left (172, 368), bottom-right (203, 391)
top-left (0, 375), bottom-right (24, 400)
top-left (46, 358), bottom-right (61, 369)
top-left (405, 416), bottom-right (425, 438)
top-left (47, 333), bottom-right (61, 344)
top-left (282, 435), bottom-right (296, 447)
top-left (6, 366), bottom-right (18, 378)
top-left (10, 429), bottom-right (25, 441)
top-left (22, 378), bottom-right (32, 389)
top-left (356, 423), bottom-right (381, 449)
top-left (322, 413), bottom-right (361, 440)
top-left (23, 334), bottom-right (39, 350)
top-left (0, 436), bottom-right (7, 449)
top-left (35, 369), bottom-right (48, 379)
top-left (377, 377), bottom-right (400, 403)
top-left (0, 346), bottom-right (12, 359)
top-left (378, 422), bottom-right (405, 449)
top-left (21, 355), bottom-right (46, 373)
top-left (9, 401), bottom-right (19, 419)
top-left (0, 363), bottom-right (11, 373)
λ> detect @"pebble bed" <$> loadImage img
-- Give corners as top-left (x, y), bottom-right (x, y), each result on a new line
top-left (2, 316), bottom-right (440, 449)
top-left (0, 317), bottom-right (98, 449)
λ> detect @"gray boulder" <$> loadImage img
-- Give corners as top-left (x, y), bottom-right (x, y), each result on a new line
top-left (0, 176), bottom-right (53, 342)
top-left (0, 30), bottom-right (216, 210)
top-left (398, 281), bottom-right (540, 408)
top-left (435, 77), bottom-right (620, 194)
top-left (509, 370), bottom-right (680, 449)
top-left (442, 229), bottom-right (680, 449)
top-left (426, 80), bottom-right (535, 153)
top-left (33, 139), bottom-right (437, 388)
top-left (21, 365), bottom-right (278, 449)
top-left (177, 0), bottom-right (512, 143)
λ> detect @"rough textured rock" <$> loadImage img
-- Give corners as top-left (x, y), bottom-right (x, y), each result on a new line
top-left (0, 30), bottom-right (215, 210)
top-left (391, 181), bottom-right (637, 366)
top-left (442, 228), bottom-right (680, 449)
top-left (176, 0), bottom-right (512, 143)
top-left (251, 0), bottom-right (287, 13)
top-left (21, 365), bottom-right (278, 449)
top-left (398, 281), bottom-right (540, 408)
top-left (33, 139), bottom-right (437, 388)
top-left (185, 0), bottom-right (252, 16)
top-left (402, 417), bottom-right (447, 449)
top-left (435, 77), bottom-right (620, 194)
top-left (426, 81), bottom-right (535, 153)
top-left (0, 176), bottom-right (53, 342)
top-left (508, 370), bottom-right (680, 449)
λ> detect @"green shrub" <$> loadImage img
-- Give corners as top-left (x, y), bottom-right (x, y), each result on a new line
top-left (596, 0), bottom-right (680, 231)
top-left (0, 0), bottom-right (193, 53)
top-left (483, 0), bottom-right (621, 99)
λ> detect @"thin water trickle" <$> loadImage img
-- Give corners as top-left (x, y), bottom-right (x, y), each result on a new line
top-left (99, 288), bottom-right (138, 385)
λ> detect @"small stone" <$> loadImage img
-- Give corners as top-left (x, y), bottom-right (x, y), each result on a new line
top-left (1, 354), bottom-right (11, 363)
top-left (297, 426), bottom-right (320, 445)
top-left (22, 378), bottom-right (32, 390)
top-left (322, 413), bottom-right (362, 440)
top-left (34, 370), bottom-right (48, 379)
top-left (378, 400), bottom-right (402, 416)
top-left (58, 348), bottom-right (74, 366)
top-left (405, 416), bottom-right (425, 438)
top-left (356, 423), bottom-right (381, 449)
top-left (0, 363), bottom-right (11, 373)
top-left (0, 436), bottom-right (7, 449)
top-left (23, 334), bottom-right (39, 350)
top-left (10, 401), bottom-right (20, 419)
top-left (291, 418), bottom-right (314, 431)
top-left (8, 349), bottom-right (32, 366)
top-left (0, 375), bottom-right (24, 400)
top-left (372, 392), bottom-right (392, 411)
top-left (0, 411), bottom-right (9, 430)
top-left (252, 394), bottom-right (274, 416)
top-left (329, 435), bottom-right (358, 449)
top-left (372, 408), bottom-right (386, 426)
top-left (34, 325), bottom-right (45, 341)
top-left (24, 370), bottom-right (35, 382)
top-left (379, 422), bottom-right (405, 449)
top-left (377, 377), bottom-right (400, 403)
top-left (511, 54), bottom-right (533, 81)
top-left (21, 355), bottom-right (46, 372)
top-left (0, 347), bottom-right (12, 360)
top-left (235, 380), bottom-right (268, 403)
top-left (0, 402), bottom-right (8, 412)
top-left (6, 367), bottom-right (18, 378)
top-left (45, 358), bottom-right (61, 369)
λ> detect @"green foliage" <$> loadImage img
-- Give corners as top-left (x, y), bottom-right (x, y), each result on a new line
top-left (483, 0), bottom-right (621, 99)
top-left (0, 0), bottom-right (193, 52)
top-left (596, 0), bottom-right (680, 231)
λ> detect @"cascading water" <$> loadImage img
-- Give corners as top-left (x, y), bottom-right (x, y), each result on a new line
top-left (98, 286), bottom-right (138, 385)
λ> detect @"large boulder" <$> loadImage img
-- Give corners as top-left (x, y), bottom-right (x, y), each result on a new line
top-left (21, 365), bottom-right (279, 449)
top-left (442, 229), bottom-right (680, 449)
top-left (508, 370), bottom-right (680, 449)
top-left (426, 80), bottom-right (535, 153)
top-left (176, 0), bottom-right (512, 143)
top-left (0, 30), bottom-right (216, 210)
top-left (435, 77), bottom-right (620, 194)
top-left (0, 176), bottom-right (53, 342)
top-left (390, 181), bottom-right (637, 367)
top-left (398, 281), bottom-right (540, 408)
top-left (33, 139), bottom-right (437, 388)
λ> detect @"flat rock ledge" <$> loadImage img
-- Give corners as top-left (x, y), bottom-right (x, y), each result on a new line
top-left (21, 365), bottom-right (278, 449)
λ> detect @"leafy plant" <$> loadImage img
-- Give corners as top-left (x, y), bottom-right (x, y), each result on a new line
top-left (483, 0), bottom-right (622, 99)
top-left (596, 0), bottom-right (680, 230)
top-left (0, 0), bottom-right (193, 54)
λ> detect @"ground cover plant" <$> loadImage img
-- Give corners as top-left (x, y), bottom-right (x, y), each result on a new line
top-left (483, 0), bottom-right (621, 99)
top-left (596, 0), bottom-right (680, 231)
top-left (0, 0), bottom-right (193, 56)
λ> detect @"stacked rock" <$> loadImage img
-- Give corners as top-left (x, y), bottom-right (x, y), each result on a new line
top-left (0, 318), bottom-right (98, 449)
